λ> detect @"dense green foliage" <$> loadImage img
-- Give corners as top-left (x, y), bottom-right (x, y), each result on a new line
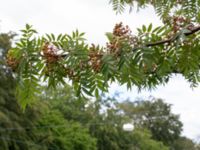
top-left (41, 86), bottom-right (169, 150)
top-left (173, 137), bottom-right (199, 150)
top-left (4, 1), bottom-right (200, 107)
top-left (0, 68), bottom-right (40, 150)
top-left (36, 110), bottom-right (97, 150)
top-left (42, 84), bottom-right (200, 149)
top-left (110, 0), bottom-right (200, 22)
top-left (38, 86), bottom-right (200, 150)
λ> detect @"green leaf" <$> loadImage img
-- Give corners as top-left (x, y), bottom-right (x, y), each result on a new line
top-left (45, 34), bottom-right (52, 41)
top-left (25, 24), bottom-right (32, 30)
top-left (148, 23), bottom-right (153, 32)
top-left (142, 25), bottom-right (146, 32)
top-left (95, 89), bottom-right (99, 98)
top-left (105, 32), bottom-right (114, 41)
top-left (51, 33), bottom-right (55, 41)
top-left (57, 34), bottom-right (62, 41)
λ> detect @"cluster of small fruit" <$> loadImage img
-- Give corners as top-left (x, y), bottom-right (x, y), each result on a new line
top-left (107, 22), bottom-right (138, 57)
top-left (172, 16), bottom-right (190, 32)
top-left (42, 42), bottom-right (61, 64)
top-left (88, 44), bottom-right (103, 73)
top-left (6, 50), bottom-right (19, 71)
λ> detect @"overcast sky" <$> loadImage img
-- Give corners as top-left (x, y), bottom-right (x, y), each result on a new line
top-left (0, 0), bottom-right (199, 140)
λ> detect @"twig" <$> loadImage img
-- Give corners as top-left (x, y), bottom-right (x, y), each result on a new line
top-left (133, 25), bottom-right (200, 50)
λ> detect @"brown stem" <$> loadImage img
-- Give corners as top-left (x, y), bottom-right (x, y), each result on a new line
top-left (133, 25), bottom-right (200, 49)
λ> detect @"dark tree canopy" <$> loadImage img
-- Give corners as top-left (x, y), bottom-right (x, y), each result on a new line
top-left (4, 0), bottom-right (200, 107)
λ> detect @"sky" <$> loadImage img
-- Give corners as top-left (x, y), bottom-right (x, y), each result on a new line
top-left (0, 0), bottom-right (199, 140)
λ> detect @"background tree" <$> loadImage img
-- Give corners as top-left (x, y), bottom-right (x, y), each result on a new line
top-left (118, 98), bottom-right (183, 146)
top-left (0, 32), bottom-right (16, 57)
top-left (173, 136), bottom-right (197, 150)
top-left (35, 110), bottom-right (97, 150)
top-left (43, 86), bottom-right (169, 150)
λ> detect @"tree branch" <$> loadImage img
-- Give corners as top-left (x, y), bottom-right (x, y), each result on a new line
top-left (185, 25), bottom-right (200, 35)
top-left (133, 25), bottom-right (200, 50)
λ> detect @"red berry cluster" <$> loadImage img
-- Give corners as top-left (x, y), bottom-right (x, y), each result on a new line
top-left (173, 16), bottom-right (188, 32)
top-left (89, 44), bottom-right (103, 73)
top-left (42, 42), bottom-right (61, 76)
top-left (107, 22), bottom-right (138, 57)
top-left (113, 22), bottom-right (131, 37)
top-left (6, 51), bottom-right (19, 71)
top-left (6, 54), bottom-right (19, 71)
top-left (107, 23), bottom-right (131, 56)
top-left (42, 42), bottom-right (60, 64)
top-left (106, 41), bottom-right (121, 56)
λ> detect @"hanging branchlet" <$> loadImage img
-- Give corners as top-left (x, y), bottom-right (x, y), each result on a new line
top-left (88, 44), bottom-right (103, 73)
